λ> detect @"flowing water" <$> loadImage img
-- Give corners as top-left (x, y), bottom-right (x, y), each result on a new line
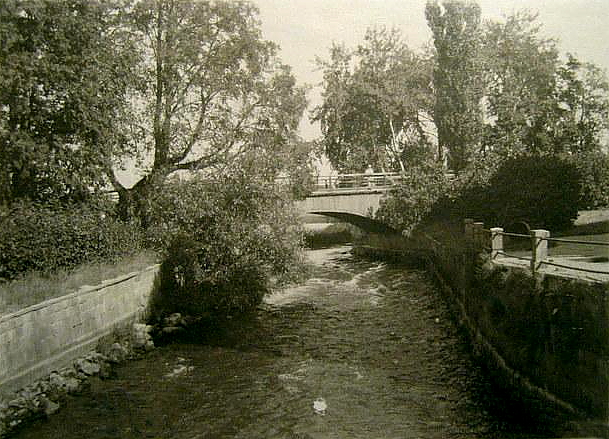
top-left (14, 246), bottom-right (563, 438)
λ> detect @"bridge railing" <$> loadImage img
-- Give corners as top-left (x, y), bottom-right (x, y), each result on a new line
top-left (309, 172), bottom-right (404, 192)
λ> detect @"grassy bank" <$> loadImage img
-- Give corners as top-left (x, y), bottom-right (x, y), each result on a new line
top-left (0, 250), bottom-right (159, 316)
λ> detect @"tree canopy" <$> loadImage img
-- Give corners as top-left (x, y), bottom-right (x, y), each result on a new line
top-left (425, 0), bottom-right (484, 172)
top-left (312, 27), bottom-right (434, 174)
top-left (111, 0), bottom-right (308, 219)
top-left (0, 0), bottom-right (310, 216)
top-left (0, 0), bottom-right (136, 205)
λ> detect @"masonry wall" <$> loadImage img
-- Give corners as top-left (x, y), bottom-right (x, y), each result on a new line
top-left (429, 245), bottom-right (609, 423)
top-left (0, 264), bottom-right (160, 396)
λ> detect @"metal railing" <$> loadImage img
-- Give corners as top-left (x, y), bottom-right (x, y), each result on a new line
top-left (309, 172), bottom-right (404, 192)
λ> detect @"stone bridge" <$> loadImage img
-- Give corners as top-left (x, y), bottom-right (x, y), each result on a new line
top-left (294, 173), bottom-right (400, 233)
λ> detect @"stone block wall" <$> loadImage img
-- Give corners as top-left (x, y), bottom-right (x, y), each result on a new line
top-left (0, 265), bottom-right (159, 396)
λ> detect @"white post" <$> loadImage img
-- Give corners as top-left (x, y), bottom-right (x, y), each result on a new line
top-left (530, 229), bottom-right (550, 273)
top-left (490, 227), bottom-right (503, 259)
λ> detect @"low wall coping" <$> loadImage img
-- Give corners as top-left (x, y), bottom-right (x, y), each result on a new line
top-left (0, 264), bottom-right (160, 324)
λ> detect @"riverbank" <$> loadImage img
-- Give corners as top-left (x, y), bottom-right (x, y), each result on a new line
top-left (352, 213), bottom-right (609, 437)
top-left (9, 247), bottom-right (565, 438)
top-left (0, 323), bottom-right (154, 437)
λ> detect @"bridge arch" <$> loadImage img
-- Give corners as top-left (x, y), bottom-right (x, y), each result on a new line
top-left (305, 210), bottom-right (397, 234)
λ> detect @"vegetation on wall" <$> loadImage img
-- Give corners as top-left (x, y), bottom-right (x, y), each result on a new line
top-left (0, 201), bottom-right (143, 282)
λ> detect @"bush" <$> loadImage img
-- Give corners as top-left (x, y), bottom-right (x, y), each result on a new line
top-left (156, 235), bottom-right (267, 317)
top-left (454, 154), bottom-right (582, 231)
top-left (375, 161), bottom-right (452, 235)
top-left (147, 173), bottom-right (305, 318)
top-left (568, 150), bottom-right (609, 209)
top-left (0, 201), bottom-right (144, 281)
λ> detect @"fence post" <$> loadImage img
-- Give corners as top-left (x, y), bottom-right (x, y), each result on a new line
top-left (530, 229), bottom-right (550, 273)
top-left (473, 222), bottom-right (484, 249)
top-left (490, 227), bottom-right (503, 259)
top-left (464, 219), bottom-right (474, 243)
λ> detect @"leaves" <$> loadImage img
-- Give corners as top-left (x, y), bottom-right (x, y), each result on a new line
top-left (425, 0), bottom-right (484, 172)
top-left (313, 27), bottom-right (434, 173)
top-left (0, 0), bottom-right (138, 204)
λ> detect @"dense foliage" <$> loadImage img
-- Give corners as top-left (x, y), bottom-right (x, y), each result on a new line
top-left (112, 0), bottom-right (309, 220)
top-left (0, 202), bottom-right (143, 281)
top-left (312, 27), bottom-right (435, 174)
top-left (454, 155), bottom-right (582, 231)
top-left (426, 0), bottom-right (484, 172)
top-left (375, 161), bottom-right (451, 235)
top-left (568, 151), bottom-right (609, 209)
top-left (0, 0), bottom-right (136, 205)
top-left (146, 174), bottom-right (305, 318)
top-left (0, 0), bottom-right (310, 217)
top-left (316, 1), bottom-right (609, 178)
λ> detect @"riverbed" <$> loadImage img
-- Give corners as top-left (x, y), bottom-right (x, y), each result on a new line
top-left (13, 246), bottom-right (564, 438)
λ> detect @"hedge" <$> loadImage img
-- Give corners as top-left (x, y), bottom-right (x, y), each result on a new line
top-left (0, 202), bottom-right (144, 281)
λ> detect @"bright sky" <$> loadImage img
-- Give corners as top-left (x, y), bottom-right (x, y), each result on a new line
top-left (255, 0), bottom-right (609, 140)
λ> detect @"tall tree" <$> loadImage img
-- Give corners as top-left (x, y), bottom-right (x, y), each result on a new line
top-left (313, 27), bottom-right (434, 173)
top-left (0, 0), bottom-right (136, 205)
top-left (481, 13), bottom-right (609, 157)
top-left (425, 0), bottom-right (484, 172)
top-left (482, 11), bottom-right (560, 156)
top-left (113, 0), bottom-right (307, 221)
top-left (554, 53), bottom-right (609, 153)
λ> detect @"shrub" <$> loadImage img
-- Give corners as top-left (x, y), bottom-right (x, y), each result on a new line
top-left (147, 173), bottom-right (305, 318)
top-left (455, 154), bottom-right (582, 231)
top-left (0, 201), bottom-right (144, 281)
top-left (375, 161), bottom-right (452, 235)
top-left (568, 150), bottom-right (609, 209)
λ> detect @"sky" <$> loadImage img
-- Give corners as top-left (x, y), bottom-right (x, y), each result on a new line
top-left (254, 0), bottom-right (609, 141)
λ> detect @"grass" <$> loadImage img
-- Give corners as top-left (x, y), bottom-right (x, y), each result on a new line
top-left (0, 250), bottom-right (159, 316)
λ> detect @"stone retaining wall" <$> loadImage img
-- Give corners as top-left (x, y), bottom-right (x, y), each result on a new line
top-left (429, 245), bottom-right (609, 430)
top-left (0, 265), bottom-right (160, 397)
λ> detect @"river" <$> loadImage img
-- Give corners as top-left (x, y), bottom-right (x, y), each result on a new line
top-left (13, 246), bottom-right (563, 438)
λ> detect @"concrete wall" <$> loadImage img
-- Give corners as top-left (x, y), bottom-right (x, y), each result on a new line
top-left (0, 265), bottom-right (159, 396)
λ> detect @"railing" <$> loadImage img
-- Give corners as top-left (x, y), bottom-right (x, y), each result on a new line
top-left (464, 219), bottom-right (609, 280)
top-left (309, 172), bottom-right (403, 192)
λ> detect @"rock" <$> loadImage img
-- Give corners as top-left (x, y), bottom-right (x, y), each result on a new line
top-left (164, 313), bottom-right (185, 327)
top-left (74, 358), bottom-right (101, 376)
top-left (98, 361), bottom-right (114, 379)
top-left (106, 342), bottom-right (130, 363)
top-left (132, 324), bottom-right (155, 351)
top-left (162, 326), bottom-right (184, 335)
top-left (39, 397), bottom-right (60, 417)
top-left (63, 377), bottom-right (81, 394)
top-left (49, 372), bottom-right (67, 389)
top-left (8, 397), bottom-right (27, 409)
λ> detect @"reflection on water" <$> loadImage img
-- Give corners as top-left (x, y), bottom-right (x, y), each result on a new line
top-left (14, 246), bottom-right (564, 439)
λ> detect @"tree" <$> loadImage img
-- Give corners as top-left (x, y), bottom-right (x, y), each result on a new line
top-left (554, 53), bottom-right (609, 153)
top-left (313, 27), bottom-right (434, 173)
top-left (112, 0), bottom-right (308, 222)
top-left (425, 0), bottom-right (484, 172)
top-left (482, 11), bottom-right (560, 156)
top-left (147, 172), bottom-right (305, 317)
top-left (481, 13), bottom-right (609, 157)
top-left (0, 0), bottom-right (136, 205)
